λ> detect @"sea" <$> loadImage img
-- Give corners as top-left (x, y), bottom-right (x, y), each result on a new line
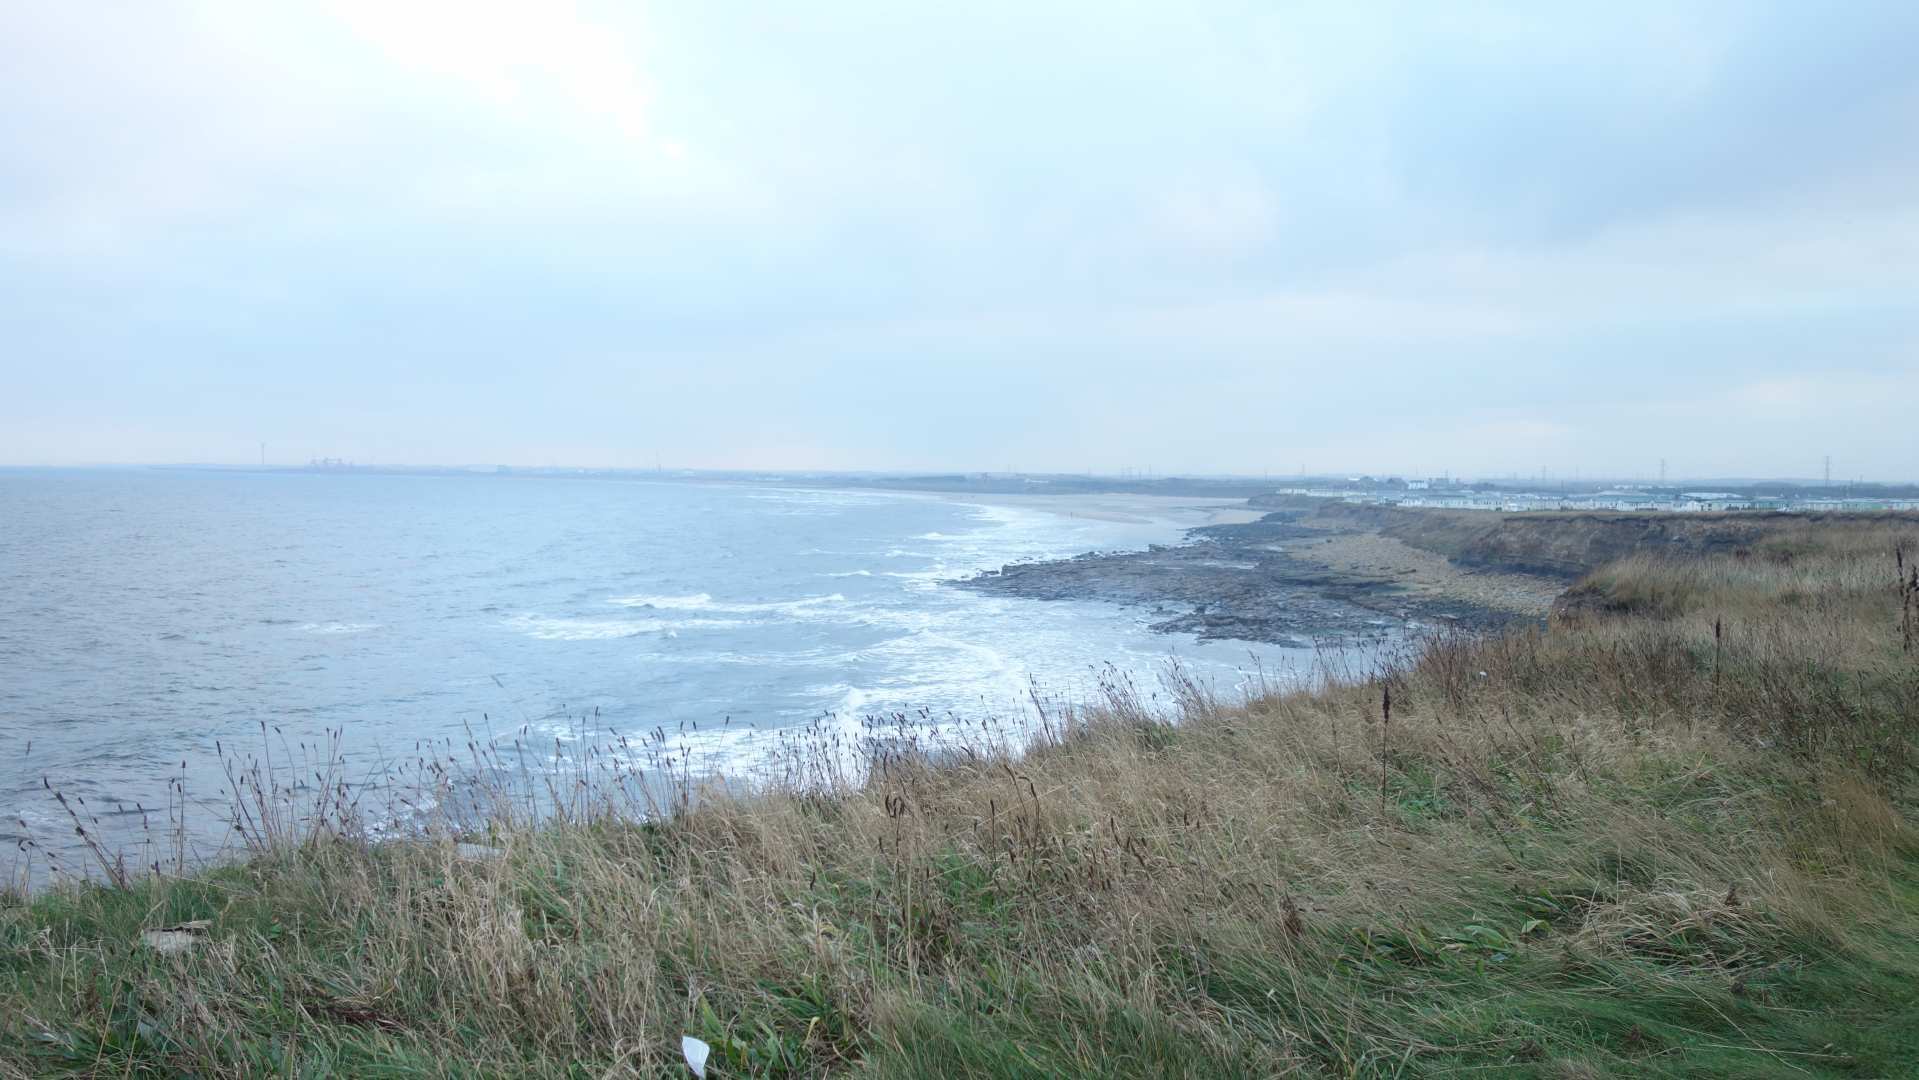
top-left (0, 468), bottom-right (1328, 879)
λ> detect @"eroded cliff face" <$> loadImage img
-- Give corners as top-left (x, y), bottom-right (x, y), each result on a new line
top-left (1446, 514), bottom-right (1776, 577)
top-left (1278, 500), bottom-right (1881, 580)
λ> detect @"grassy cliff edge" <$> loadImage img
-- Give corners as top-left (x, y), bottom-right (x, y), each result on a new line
top-left (4, 517), bottom-right (1919, 1077)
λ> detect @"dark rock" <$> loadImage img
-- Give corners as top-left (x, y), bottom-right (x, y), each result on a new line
top-left (953, 512), bottom-right (1517, 645)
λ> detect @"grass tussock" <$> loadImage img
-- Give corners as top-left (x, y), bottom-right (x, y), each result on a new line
top-left (5, 518), bottom-right (1919, 1077)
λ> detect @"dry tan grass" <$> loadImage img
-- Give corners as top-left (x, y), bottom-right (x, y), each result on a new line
top-left (1284, 528), bottom-right (1565, 616)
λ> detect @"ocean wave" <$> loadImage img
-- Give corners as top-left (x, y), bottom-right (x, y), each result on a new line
top-left (883, 565), bottom-right (955, 582)
top-left (965, 503), bottom-right (1043, 527)
top-left (506, 614), bottom-right (750, 641)
top-left (644, 648), bottom-right (841, 667)
top-left (608, 592), bottom-right (847, 616)
top-left (823, 569), bottom-right (872, 578)
top-left (849, 629), bottom-right (1017, 681)
top-left (298, 622), bottom-right (380, 635)
top-left (819, 683), bottom-right (873, 718)
top-left (608, 592), bottom-right (714, 610)
top-left (740, 491), bottom-right (870, 516)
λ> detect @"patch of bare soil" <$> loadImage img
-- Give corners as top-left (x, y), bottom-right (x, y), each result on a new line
top-left (1278, 530), bottom-right (1563, 618)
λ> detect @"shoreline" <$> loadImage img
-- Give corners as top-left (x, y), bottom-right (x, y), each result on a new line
top-left (953, 501), bottom-right (1567, 644)
top-left (938, 491), bottom-right (1266, 529)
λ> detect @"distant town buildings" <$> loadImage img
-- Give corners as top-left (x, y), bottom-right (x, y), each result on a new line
top-left (1275, 485), bottom-right (1919, 514)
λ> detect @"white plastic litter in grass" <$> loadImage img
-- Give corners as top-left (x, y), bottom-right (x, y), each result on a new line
top-left (681, 1035), bottom-right (710, 1077)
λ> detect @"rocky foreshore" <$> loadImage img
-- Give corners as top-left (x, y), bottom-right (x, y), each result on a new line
top-left (955, 509), bottom-right (1563, 645)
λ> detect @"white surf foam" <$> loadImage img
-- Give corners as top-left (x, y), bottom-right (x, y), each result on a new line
top-left (507, 614), bottom-right (749, 641)
top-left (608, 592), bottom-right (714, 610)
top-left (608, 593), bottom-right (847, 616)
top-left (298, 622), bottom-right (380, 635)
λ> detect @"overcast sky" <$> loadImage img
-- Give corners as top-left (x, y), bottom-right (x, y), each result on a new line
top-left (2, 2), bottom-right (1916, 479)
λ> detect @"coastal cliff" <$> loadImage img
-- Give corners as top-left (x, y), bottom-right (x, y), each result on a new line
top-left (5, 512), bottom-right (1918, 1076)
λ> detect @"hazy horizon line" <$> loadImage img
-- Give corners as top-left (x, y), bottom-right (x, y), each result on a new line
top-left (3, 461), bottom-right (1912, 488)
